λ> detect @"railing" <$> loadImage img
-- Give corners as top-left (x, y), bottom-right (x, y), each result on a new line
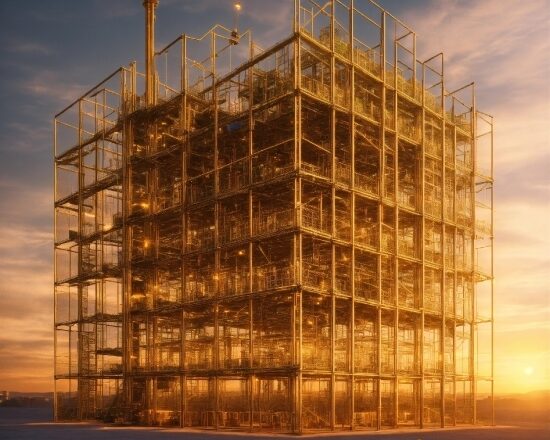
top-left (334, 86), bottom-right (349, 107)
top-left (252, 160), bottom-right (293, 184)
top-left (475, 220), bottom-right (492, 236)
top-left (301, 76), bottom-right (330, 101)
top-left (425, 139), bottom-right (442, 157)
top-left (302, 205), bottom-right (331, 234)
top-left (353, 47), bottom-right (381, 77)
top-left (425, 93), bottom-right (443, 114)
top-left (219, 160), bottom-right (249, 194)
top-left (221, 219), bottom-right (248, 244)
top-left (253, 208), bottom-right (295, 235)
top-left (396, 75), bottom-right (422, 102)
top-left (354, 97), bottom-right (381, 121)
top-left (425, 248), bottom-right (442, 265)
top-left (335, 162), bottom-right (351, 185)
top-left (397, 117), bottom-right (420, 142)
top-left (253, 264), bottom-right (294, 291)
top-left (301, 160), bottom-right (331, 179)
top-left (218, 270), bottom-right (250, 296)
top-left (355, 172), bottom-right (379, 195)
top-left (185, 276), bottom-right (216, 300)
top-left (424, 197), bottom-right (442, 218)
top-left (302, 261), bottom-right (330, 291)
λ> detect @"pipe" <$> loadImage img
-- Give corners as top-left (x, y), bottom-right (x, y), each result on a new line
top-left (144, 0), bottom-right (159, 107)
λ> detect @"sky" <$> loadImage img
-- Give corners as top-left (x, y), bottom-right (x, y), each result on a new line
top-left (0, 0), bottom-right (548, 395)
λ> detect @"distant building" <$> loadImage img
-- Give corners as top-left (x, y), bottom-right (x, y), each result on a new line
top-left (53, 0), bottom-right (494, 433)
top-left (0, 391), bottom-right (9, 403)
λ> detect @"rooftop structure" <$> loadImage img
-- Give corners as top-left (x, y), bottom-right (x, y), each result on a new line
top-left (53, 0), bottom-right (494, 433)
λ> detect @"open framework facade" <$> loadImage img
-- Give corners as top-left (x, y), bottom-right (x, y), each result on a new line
top-left (54, 0), bottom-right (494, 433)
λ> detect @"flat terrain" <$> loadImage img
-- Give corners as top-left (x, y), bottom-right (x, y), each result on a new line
top-left (1, 408), bottom-right (548, 440)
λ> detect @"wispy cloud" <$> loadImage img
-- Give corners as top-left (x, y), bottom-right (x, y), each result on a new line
top-left (6, 40), bottom-right (53, 56)
top-left (0, 121), bottom-right (52, 154)
top-left (405, 0), bottom-right (549, 91)
top-left (19, 70), bottom-right (88, 103)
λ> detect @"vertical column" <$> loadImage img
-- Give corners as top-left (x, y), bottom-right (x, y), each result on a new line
top-left (377, 9), bottom-right (386, 431)
top-left (247, 35), bottom-right (255, 429)
top-left (349, 1), bottom-right (356, 430)
top-left (180, 34), bottom-right (188, 428)
top-left (329, 1), bottom-right (336, 431)
top-left (211, 31), bottom-right (220, 431)
top-left (122, 63), bottom-right (136, 419)
top-left (392, 21), bottom-right (399, 429)
top-left (77, 99), bottom-right (84, 420)
top-left (53, 117), bottom-right (58, 421)
top-left (470, 84), bottom-right (477, 425)
top-left (439, 54), bottom-right (447, 428)
top-left (144, 0), bottom-right (159, 107)
top-left (490, 118), bottom-right (495, 426)
top-left (294, 14), bottom-right (303, 433)
top-left (417, 31), bottom-right (425, 430)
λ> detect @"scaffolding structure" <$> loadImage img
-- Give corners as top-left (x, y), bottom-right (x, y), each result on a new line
top-left (54, 0), bottom-right (494, 433)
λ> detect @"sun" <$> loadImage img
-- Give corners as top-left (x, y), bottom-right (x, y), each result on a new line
top-left (524, 366), bottom-right (534, 376)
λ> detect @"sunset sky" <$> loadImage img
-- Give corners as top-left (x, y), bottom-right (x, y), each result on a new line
top-left (0, 0), bottom-right (548, 395)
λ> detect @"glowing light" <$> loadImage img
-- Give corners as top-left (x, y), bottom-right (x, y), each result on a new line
top-left (237, 249), bottom-right (245, 256)
top-left (234, 2), bottom-right (242, 12)
top-left (524, 366), bottom-right (534, 376)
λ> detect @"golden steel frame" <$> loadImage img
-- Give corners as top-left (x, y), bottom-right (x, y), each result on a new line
top-left (53, 0), bottom-right (494, 433)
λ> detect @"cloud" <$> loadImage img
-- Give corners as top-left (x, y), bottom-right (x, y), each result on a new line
top-left (19, 70), bottom-right (88, 104)
top-left (404, 0), bottom-right (549, 90)
top-left (6, 40), bottom-right (53, 56)
top-left (0, 179), bottom-right (52, 225)
top-left (0, 121), bottom-right (52, 154)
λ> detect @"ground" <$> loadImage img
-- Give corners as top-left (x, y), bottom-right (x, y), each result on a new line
top-left (1, 408), bottom-right (548, 440)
